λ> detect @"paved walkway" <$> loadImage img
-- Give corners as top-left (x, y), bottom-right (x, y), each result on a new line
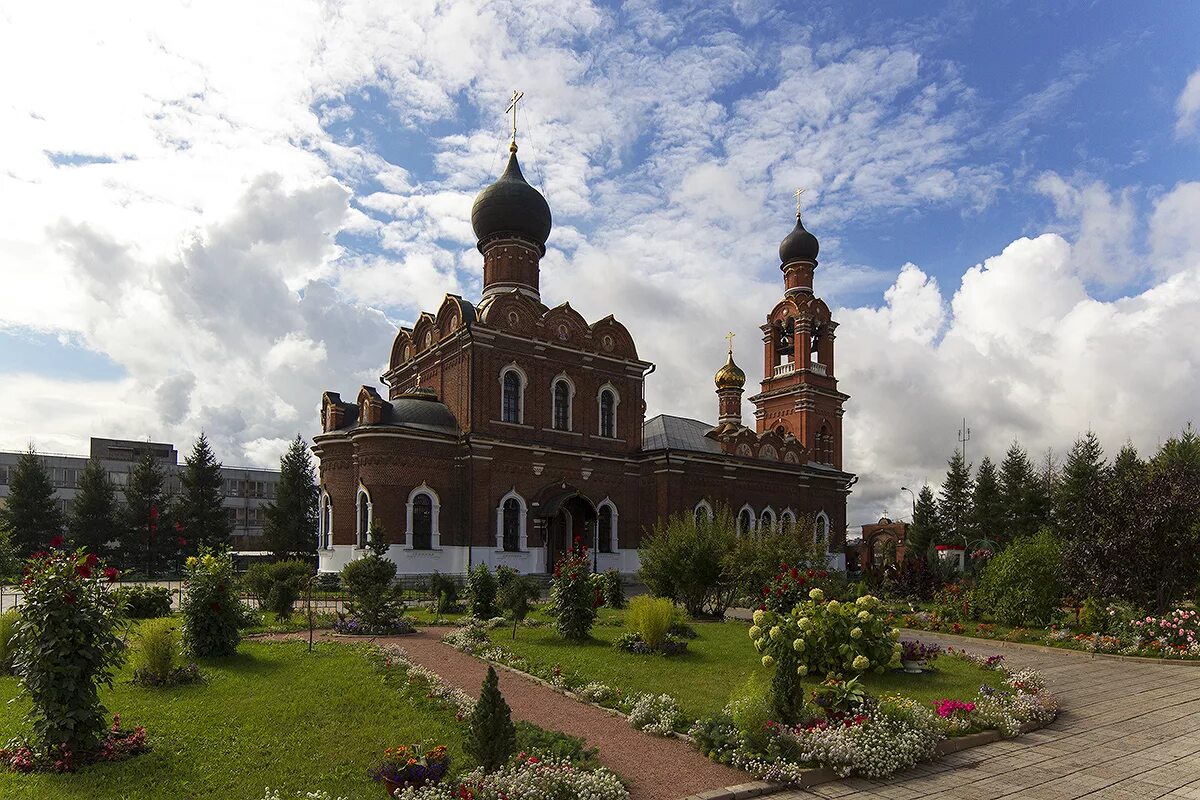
top-left (261, 628), bottom-right (746, 800)
top-left (774, 631), bottom-right (1200, 800)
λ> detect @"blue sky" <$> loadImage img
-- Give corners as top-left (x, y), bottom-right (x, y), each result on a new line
top-left (0, 0), bottom-right (1198, 524)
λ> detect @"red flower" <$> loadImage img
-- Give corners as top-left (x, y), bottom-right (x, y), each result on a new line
top-left (64, 592), bottom-right (76, 604)
top-left (175, 520), bottom-right (185, 532)
top-left (790, 567), bottom-right (798, 578)
top-left (103, 566), bottom-right (119, 583)
top-left (49, 535), bottom-right (64, 548)
top-left (76, 565), bottom-right (93, 579)
top-left (149, 506), bottom-right (159, 520)
top-left (178, 537), bottom-right (188, 547)
top-left (84, 553), bottom-right (100, 568)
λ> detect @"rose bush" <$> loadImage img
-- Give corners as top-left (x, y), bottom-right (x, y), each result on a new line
top-left (180, 549), bottom-right (241, 657)
top-left (549, 538), bottom-right (596, 641)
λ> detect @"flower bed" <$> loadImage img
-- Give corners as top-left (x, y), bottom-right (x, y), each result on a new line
top-left (391, 753), bottom-right (627, 800)
top-left (1, 715), bottom-right (148, 773)
top-left (333, 613), bottom-right (416, 636)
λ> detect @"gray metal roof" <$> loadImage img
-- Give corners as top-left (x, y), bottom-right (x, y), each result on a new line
top-left (352, 396), bottom-right (459, 435)
top-left (641, 414), bottom-right (721, 454)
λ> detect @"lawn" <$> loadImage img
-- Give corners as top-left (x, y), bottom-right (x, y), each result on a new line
top-left (486, 608), bottom-right (1006, 723)
top-left (0, 639), bottom-right (469, 800)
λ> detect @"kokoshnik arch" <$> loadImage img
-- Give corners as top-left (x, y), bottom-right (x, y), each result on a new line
top-left (313, 130), bottom-right (855, 576)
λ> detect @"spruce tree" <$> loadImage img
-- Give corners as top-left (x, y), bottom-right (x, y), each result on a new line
top-left (468, 666), bottom-right (517, 772)
top-left (999, 442), bottom-right (1039, 540)
top-left (263, 435), bottom-right (319, 558)
top-left (937, 449), bottom-right (973, 546)
top-left (905, 485), bottom-right (939, 559)
top-left (1056, 431), bottom-right (1108, 599)
top-left (68, 459), bottom-right (121, 557)
top-left (122, 452), bottom-right (168, 575)
top-left (1098, 443), bottom-right (1146, 599)
top-left (0, 446), bottom-right (64, 556)
top-left (968, 456), bottom-right (1004, 547)
top-left (174, 433), bottom-right (230, 549)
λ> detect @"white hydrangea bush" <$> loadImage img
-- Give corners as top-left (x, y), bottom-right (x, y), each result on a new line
top-left (626, 693), bottom-right (682, 736)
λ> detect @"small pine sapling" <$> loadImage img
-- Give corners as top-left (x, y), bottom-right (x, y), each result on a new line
top-left (467, 666), bottom-right (517, 772)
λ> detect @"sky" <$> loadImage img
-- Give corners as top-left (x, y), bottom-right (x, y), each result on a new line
top-left (1, 0), bottom-right (1198, 527)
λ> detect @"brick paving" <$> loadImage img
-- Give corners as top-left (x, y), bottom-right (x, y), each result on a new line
top-left (770, 632), bottom-right (1200, 800)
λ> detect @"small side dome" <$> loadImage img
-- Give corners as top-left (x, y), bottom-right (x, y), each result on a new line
top-left (779, 212), bottom-right (819, 264)
top-left (471, 144), bottom-right (552, 255)
top-left (714, 350), bottom-right (746, 390)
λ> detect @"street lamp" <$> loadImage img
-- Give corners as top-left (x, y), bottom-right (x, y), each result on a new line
top-left (900, 487), bottom-right (916, 521)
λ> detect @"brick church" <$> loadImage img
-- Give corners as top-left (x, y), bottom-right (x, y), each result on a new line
top-left (314, 137), bottom-right (855, 576)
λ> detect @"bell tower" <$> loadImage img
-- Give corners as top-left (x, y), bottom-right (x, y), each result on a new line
top-left (747, 199), bottom-right (849, 469)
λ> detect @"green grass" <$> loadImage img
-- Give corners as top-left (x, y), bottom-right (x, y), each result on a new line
top-left (487, 608), bottom-right (1006, 723)
top-left (0, 639), bottom-right (470, 800)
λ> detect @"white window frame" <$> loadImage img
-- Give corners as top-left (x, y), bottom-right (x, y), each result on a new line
top-left (815, 511), bottom-right (831, 558)
top-left (780, 508), bottom-right (797, 533)
top-left (319, 490), bottom-right (333, 549)
top-left (550, 373), bottom-right (575, 432)
top-left (495, 489), bottom-right (528, 552)
top-left (597, 383), bottom-right (620, 438)
top-left (596, 497), bottom-right (619, 553)
top-left (760, 506), bottom-right (777, 532)
top-left (499, 363), bottom-right (528, 424)
top-left (355, 485), bottom-right (372, 549)
top-left (693, 499), bottom-right (714, 523)
top-left (737, 503), bottom-right (756, 536)
top-left (405, 483), bottom-right (441, 550)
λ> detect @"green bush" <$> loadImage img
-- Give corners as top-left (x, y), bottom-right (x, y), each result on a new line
top-left (12, 547), bottom-right (125, 753)
top-left (244, 560), bottom-right (311, 620)
top-left (134, 618), bottom-right (179, 680)
top-left (499, 576), bottom-right (538, 639)
top-left (973, 530), bottom-right (1064, 627)
top-left (639, 506), bottom-right (737, 617)
top-left (550, 540), bottom-right (596, 641)
top-left (723, 517), bottom-right (820, 600)
top-left (181, 549), bottom-right (241, 657)
top-left (750, 592), bottom-right (898, 720)
top-left (467, 666), bottom-right (517, 772)
top-left (0, 610), bottom-right (18, 675)
top-left (495, 565), bottom-right (518, 593)
top-left (1078, 596), bottom-right (1106, 634)
top-left (429, 571), bottom-right (460, 612)
top-left (340, 554), bottom-right (404, 628)
top-left (627, 595), bottom-right (674, 650)
top-left (514, 720), bottom-right (600, 769)
top-left (595, 568), bottom-right (624, 608)
top-left (113, 584), bottom-right (173, 618)
top-left (467, 563), bottom-right (498, 619)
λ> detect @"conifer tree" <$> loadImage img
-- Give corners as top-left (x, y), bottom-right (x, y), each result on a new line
top-left (173, 433), bottom-right (230, 549)
top-left (0, 445), bottom-right (64, 556)
top-left (68, 459), bottom-right (121, 557)
top-left (1137, 427), bottom-right (1200, 612)
top-left (467, 666), bottom-right (517, 772)
top-left (1056, 431), bottom-right (1108, 598)
top-left (968, 456), bottom-right (1004, 547)
top-left (998, 442), bottom-right (1040, 540)
top-left (263, 435), bottom-right (319, 558)
top-left (937, 449), bottom-right (973, 545)
top-left (905, 485), bottom-right (939, 559)
top-left (1098, 443), bottom-right (1146, 599)
top-left (122, 452), bottom-right (168, 575)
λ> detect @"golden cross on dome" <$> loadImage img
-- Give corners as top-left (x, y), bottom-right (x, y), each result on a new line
top-left (793, 187), bottom-right (807, 215)
top-left (506, 90), bottom-right (525, 147)
top-left (725, 330), bottom-right (735, 355)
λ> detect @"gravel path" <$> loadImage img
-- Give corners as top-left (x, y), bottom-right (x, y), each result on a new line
top-left (258, 628), bottom-right (746, 800)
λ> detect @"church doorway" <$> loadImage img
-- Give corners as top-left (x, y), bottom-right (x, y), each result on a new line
top-left (534, 483), bottom-right (597, 571)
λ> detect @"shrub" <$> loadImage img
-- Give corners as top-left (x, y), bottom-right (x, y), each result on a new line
top-left (973, 531), bottom-right (1064, 626)
top-left (550, 539), bottom-right (596, 641)
top-left (626, 595), bottom-right (674, 651)
top-left (600, 568), bottom-right (624, 608)
top-left (0, 610), bottom-right (18, 675)
top-left (514, 721), bottom-right (601, 769)
top-left (244, 560), bottom-right (311, 620)
top-left (498, 576), bottom-right (538, 640)
top-left (429, 572), bottom-right (460, 613)
top-left (130, 618), bottom-right (199, 686)
top-left (468, 563), bottom-right (498, 619)
top-left (494, 565), bottom-right (518, 593)
top-left (341, 554), bottom-right (405, 630)
top-left (759, 564), bottom-right (833, 614)
top-left (1078, 597), bottom-right (1110, 634)
top-left (467, 666), bottom-right (516, 772)
top-left (626, 693), bottom-right (682, 736)
top-left (726, 676), bottom-right (774, 750)
top-left (750, 593), bottom-right (898, 722)
top-left (113, 585), bottom-right (173, 618)
top-left (181, 549), bottom-right (241, 657)
top-left (11, 546), bottom-right (125, 754)
top-left (724, 517), bottom-right (820, 601)
top-left (639, 506), bottom-right (736, 617)
top-left (392, 755), bottom-right (627, 800)
top-left (931, 583), bottom-right (971, 622)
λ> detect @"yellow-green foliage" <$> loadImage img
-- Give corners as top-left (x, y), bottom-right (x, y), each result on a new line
top-left (136, 618), bottom-right (180, 678)
top-left (0, 610), bottom-right (17, 674)
top-left (627, 595), bottom-right (675, 650)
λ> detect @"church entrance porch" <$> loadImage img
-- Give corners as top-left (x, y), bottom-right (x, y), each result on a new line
top-left (534, 483), bottom-right (597, 571)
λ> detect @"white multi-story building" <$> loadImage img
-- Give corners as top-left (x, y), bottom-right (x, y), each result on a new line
top-left (0, 437), bottom-right (281, 549)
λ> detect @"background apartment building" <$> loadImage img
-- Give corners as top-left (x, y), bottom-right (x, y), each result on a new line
top-left (0, 437), bottom-right (281, 551)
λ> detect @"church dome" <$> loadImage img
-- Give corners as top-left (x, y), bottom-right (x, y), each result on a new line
top-left (779, 213), bottom-right (819, 264)
top-left (471, 145), bottom-right (552, 255)
top-left (714, 350), bottom-right (746, 390)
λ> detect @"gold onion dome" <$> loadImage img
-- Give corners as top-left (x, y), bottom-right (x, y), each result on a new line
top-left (714, 349), bottom-right (746, 390)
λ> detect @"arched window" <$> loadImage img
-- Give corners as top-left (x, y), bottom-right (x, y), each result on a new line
top-left (780, 509), bottom-right (796, 534)
top-left (760, 507), bottom-right (776, 532)
top-left (319, 491), bottom-right (333, 549)
top-left (552, 377), bottom-right (572, 431)
top-left (502, 498), bottom-right (521, 551)
top-left (693, 499), bottom-right (714, 524)
top-left (815, 511), bottom-right (830, 557)
top-left (599, 388), bottom-right (617, 438)
top-left (737, 506), bottom-right (755, 536)
top-left (411, 494), bottom-right (433, 550)
top-left (502, 370), bottom-right (522, 423)
top-left (737, 443), bottom-right (753, 457)
top-left (760, 444), bottom-right (778, 461)
top-left (355, 486), bottom-right (371, 549)
top-left (597, 500), bottom-right (618, 553)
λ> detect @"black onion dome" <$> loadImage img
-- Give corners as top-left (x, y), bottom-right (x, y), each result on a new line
top-left (779, 213), bottom-right (819, 264)
top-left (471, 146), bottom-right (552, 255)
